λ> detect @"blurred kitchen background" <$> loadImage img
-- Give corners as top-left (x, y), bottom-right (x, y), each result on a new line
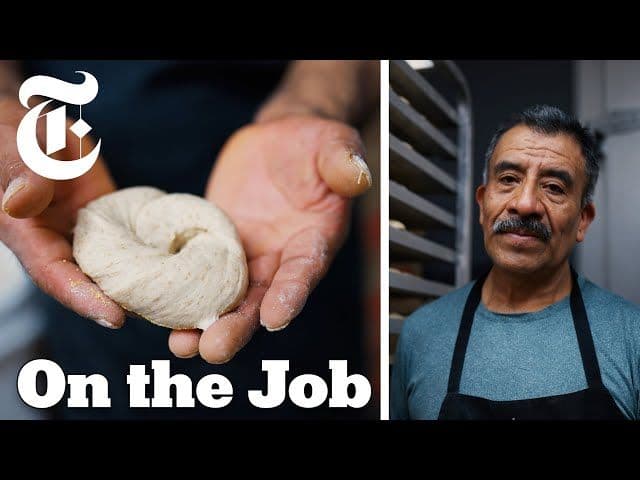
top-left (389, 60), bottom-right (640, 365)
top-left (0, 242), bottom-right (47, 419)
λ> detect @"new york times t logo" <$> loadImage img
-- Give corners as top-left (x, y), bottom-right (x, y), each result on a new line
top-left (16, 71), bottom-right (101, 180)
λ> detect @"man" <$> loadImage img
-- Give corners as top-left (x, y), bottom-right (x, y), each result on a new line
top-left (0, 60), bottom-right (378, 419)
top-left (391, 105), bottom-right (640, 420)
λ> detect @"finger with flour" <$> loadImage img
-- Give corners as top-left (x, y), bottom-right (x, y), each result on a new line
top-left (0, 218), bottom-right (126, 328)
top-left (316, 128), bottom-right (372, 198)
top-left (259, 228), bottom-right (334, 332)
top-left (169, 253), bottom-right (279, 363)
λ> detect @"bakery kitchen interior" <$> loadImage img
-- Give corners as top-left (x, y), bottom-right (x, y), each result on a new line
top-left (388, 59), bottom-right (640, 421)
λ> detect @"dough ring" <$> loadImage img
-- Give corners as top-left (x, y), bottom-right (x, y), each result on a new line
top-left (72, 186), bottom-right (249, 330)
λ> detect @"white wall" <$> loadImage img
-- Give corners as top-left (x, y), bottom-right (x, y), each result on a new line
top-left (575, 61), bottom-right (640, 305)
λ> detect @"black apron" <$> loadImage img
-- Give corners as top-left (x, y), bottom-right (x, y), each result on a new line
top-left (438, 267), bottom-right (626, 420)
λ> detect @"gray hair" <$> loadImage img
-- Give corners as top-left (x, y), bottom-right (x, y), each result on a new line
top-left (483, 105), bottom-right (602, 207)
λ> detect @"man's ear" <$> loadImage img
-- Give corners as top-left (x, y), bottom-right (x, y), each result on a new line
top-left (476, 184), bottom-right (486, 225)
top-left (576, 202), bottom-right (596, 243)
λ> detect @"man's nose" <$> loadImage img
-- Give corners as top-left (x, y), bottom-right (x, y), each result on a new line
top-left (507, 179), bottom-right (544, 218)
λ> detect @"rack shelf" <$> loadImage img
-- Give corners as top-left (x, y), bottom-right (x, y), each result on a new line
top-left (390, 60), bottom-right (458, 127)
top-left (390, 88), bottom-right (457, 160)
top-left (390, 179), bottom-right (455, 230)
top-left (389, 269), bottom-right (453, 298)
top-left (389, 133), bottom-right (456, 194)
top-left (389, 227), bottom-right (456, 263)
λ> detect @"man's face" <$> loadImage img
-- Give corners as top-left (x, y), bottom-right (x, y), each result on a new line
top-left (476, 125), bottom-right (595, 275)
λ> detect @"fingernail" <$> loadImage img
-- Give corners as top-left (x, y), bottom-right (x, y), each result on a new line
top-left (93, 317), bottom-right (121, 330)
top-left (174, 352), bottom-right (197, 359)
top-left (2, 177), bottom-right (27, 213)
top-left (348, 152), bottom-right (372, 187)
top-left (219, 354), bottom-right (235, 364)
top-left (207, 353), bottom-right (235, 364)
top-left (265, 321), bottom-right (291, 332)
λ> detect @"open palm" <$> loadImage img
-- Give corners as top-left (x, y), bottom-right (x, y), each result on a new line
top-left (169, 115), bottom-right (372, 363)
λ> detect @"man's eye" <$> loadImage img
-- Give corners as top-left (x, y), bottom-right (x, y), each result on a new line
top-left (499, 175), bottom-right (517, 184)
top-left (546, 184), bottom-right (565, 194)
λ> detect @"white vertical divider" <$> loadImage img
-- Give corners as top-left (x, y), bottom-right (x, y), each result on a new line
top-left (380, 60), bottom-right (390, 420)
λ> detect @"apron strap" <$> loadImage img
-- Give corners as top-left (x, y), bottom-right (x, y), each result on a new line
top-left (446, 265), bottom-right (604, 394)
top-left (569, 267), bottom-right (605, 389)
top-left (447, 269), bottom-right (489, 394)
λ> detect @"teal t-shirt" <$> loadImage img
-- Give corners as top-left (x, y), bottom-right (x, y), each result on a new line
top-left (391, 274), bottom-right (640, 420)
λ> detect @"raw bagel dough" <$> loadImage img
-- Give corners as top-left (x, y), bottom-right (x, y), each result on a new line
top-left (72, 186), bottom-right (249, 330)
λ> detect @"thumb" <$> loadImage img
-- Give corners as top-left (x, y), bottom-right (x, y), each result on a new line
top-left (316, 127), bottom-right (372, 198)
top-left (0, 125), bottom-right (54, 218)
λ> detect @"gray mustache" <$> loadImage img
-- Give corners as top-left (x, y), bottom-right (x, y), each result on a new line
top-left (493, 217), bottom-right (551, 242)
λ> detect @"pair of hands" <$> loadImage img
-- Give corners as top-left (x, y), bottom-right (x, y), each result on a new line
top-left (0, 96), bottom-right (372, 363)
